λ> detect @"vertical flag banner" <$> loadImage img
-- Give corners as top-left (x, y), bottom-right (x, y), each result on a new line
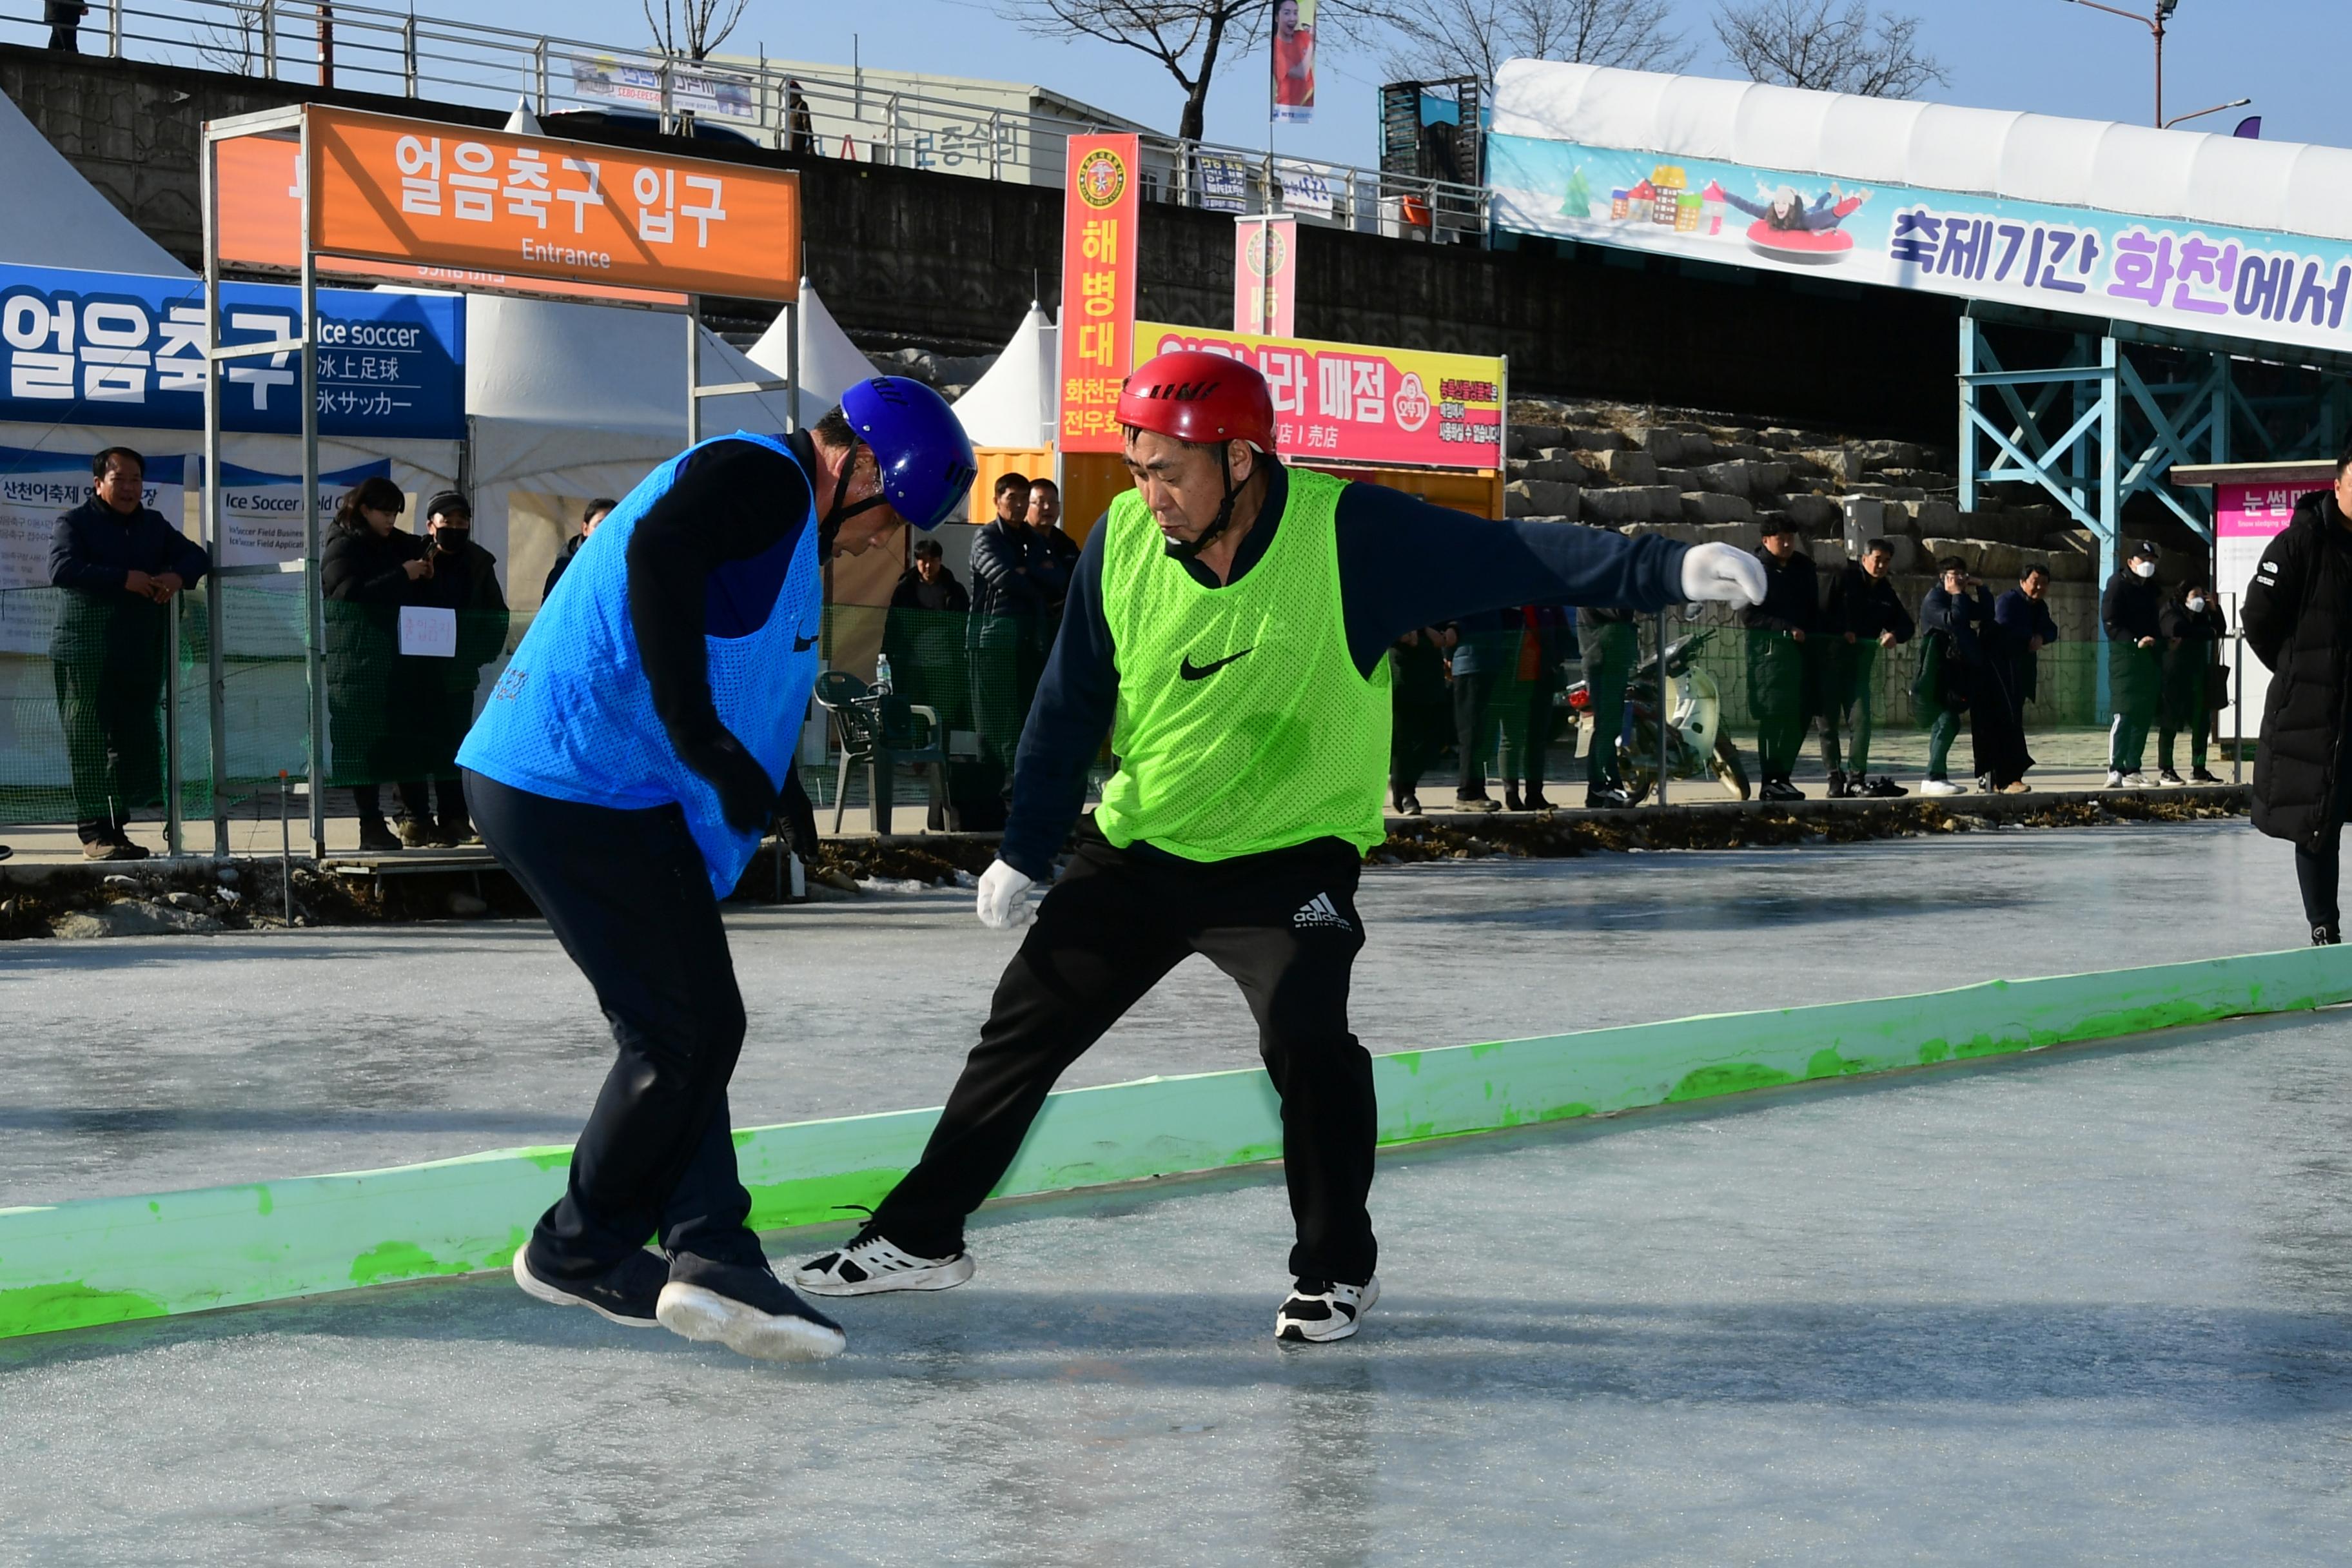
top-left (1056, 133), bottom-right (1141, 453)
top-left (1272, 0), bottom-right (1317, 124)
top-left (1233, 215), bottom-right (1298, 337)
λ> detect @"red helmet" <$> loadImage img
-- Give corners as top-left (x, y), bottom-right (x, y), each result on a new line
top-left (1116, 349), bottom-right (1275, 451)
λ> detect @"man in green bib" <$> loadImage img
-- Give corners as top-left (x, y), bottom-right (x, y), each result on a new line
top-left (795, 351), bottom-right (1765, 1342)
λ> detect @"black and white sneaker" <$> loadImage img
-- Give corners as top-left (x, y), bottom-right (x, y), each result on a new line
top-left (791, 1230), bottom-right (975, 1297)
top-left (1275, 1277), bottom-right (1379, 1344)
top-left (511, 1244), bottom-right (666, 1329)
top-left (1864, 776), bottom-right (1908, 798)
top-left (656, 1255), bottom-right (847, 1362)
top-left (2157, 768), bottom-right (2184, 786)
top-left (2315, 925), bottom-right (2340, 947)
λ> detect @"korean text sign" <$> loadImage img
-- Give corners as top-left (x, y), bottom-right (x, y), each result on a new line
top-left (1057, 135), bottom-right (1141, 454)
top-left (1234, 216), bottom-right (1297, 337)
top-left (0, 263), bottom-right (464, 440)
top-left (1488, 134), bottom-right (2352, 358)
top-left (304, 107), bottom-right (801, 302)
top-left (1133, 321), bottom-right (1503, 471)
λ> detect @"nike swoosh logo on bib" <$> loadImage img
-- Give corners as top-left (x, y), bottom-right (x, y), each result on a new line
top-left (1180, 648), bottom-right (1253, 681)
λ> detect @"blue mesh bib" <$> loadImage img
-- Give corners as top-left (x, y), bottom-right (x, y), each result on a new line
top-left (459, 432), bottom-right (821, 895)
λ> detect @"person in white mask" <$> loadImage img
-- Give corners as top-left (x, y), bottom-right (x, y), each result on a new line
top-left (2101, 540), bottom-right (2165, 788)
top-left (2157, 573), bottom-right (2228, 785)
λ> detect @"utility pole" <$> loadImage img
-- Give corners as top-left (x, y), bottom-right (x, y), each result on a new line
top-left (2061, 0), bottom-right (2179, 128)
top-left (318, 4), bottom-right (335, 89)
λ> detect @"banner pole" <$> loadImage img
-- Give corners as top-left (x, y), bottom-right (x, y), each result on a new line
top-left (300, 113), bottom-right (327, 860)
top-left (202, 128), bottom-right (230, 860)
top-left (686, 296), bottom-right (702, 446)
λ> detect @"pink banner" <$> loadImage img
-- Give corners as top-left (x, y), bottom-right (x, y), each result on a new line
top-left (1233, 216), bottom-right (1297, 337)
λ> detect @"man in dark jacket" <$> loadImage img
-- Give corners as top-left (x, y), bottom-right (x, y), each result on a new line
top-left (402, 491), bottom-right (509, 845)
top-left (968, 473), bottom-right (1069, 796)
top-left (542, 498), bottom-right (616, 603)
top-left (2157, 574), bottom-right (2227, 786)
top-left (1743, 517), bottom-right (1815, 801)
top-left (2102, 538), bottom-right (2164, 787)
top-left (1994, 564), bottom-right (2061, 706)
top-left (2246, 458), bottom-right (2352, 944)
top-left (322, 476), bottom-right (432, 853)
top-left (1819, 538), bottom-right (1915, 798)
top-left (1387, 625), bottom-right (1453, 815)
top-left (1917, 558), bottom-right (1997, 796)
top-left (48, 446), bottom-right (211, 859)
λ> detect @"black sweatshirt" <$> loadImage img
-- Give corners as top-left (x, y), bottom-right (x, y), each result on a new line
top-left (2102, 569), bottom-right (2164, 644)
top-left (998, 462), bottom-right (1692, 877)
top-left (1740, 549), bottom-right (1818, 634)
top-left (1825, 561), bottom-right (1916, 644)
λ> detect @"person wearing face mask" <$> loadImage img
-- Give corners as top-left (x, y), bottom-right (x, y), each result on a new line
top-left (395, 492), bottom-right (509, 846)
top-left (2102, 540), bottom-right (2165, 789)
top-left (458, 385), bottom-right (977, 1361)
top-left (322, 476), bottom-right (433, 854)
top-left (2157, 574), bottom-right (2227, 787)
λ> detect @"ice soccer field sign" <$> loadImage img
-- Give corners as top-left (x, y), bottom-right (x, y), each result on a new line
top-left (297, 107), bottom-right (801, 302)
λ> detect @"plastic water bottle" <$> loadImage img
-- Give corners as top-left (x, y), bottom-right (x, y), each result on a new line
top-left (874, 654), bottom-right (894, 694)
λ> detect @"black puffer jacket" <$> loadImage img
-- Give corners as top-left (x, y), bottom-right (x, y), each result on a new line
top-left (2245, 488), bottom-right (2352, 846)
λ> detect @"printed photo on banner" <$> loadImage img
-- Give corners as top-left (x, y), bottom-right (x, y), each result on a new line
top-left (1271, 0), bottom-right (1315, 123)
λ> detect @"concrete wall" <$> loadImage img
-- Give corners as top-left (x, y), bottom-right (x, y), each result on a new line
top-left (2, 43), bottom-right (1958, 438)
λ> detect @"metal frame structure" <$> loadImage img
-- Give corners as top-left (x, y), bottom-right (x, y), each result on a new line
top-left (195, 103), bottom-right (794, 862)
top-left (1959, 306), bottom-right (2351, 710)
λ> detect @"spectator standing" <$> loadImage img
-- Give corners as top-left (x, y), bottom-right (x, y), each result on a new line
top-left (1820, 538), bottom-right (1914, 798)
top-left (1743, 516), bottom-right (1816, 802)
top-left (785, 80), bottom-right (816, 154)
top-left (542, 497), bottom-right (617, 603)
top-left (1030, 478), bottom-right (1078, 583)
top-left (1448, 609), bottom-right (1516, 810)
top-left (1575, 603), bottom-right (1637, 808)
top-left (2244, 451), bottom-right (2352, 945)
top-left (402, 491), bottom-right (508, 845)
top-left (968, 472), bottom-right (1068, 802)
top-left (46, 1), bottom-right (86, 51)
top-left (47, 446), bottom-right (210, 859)
top-left (892, 534), bottom-right (970, 612)
top-left (1916, 556), bottom-right (1996, 797)
top-left (1498, 603), bottom-right (1571, 811)
top-left (888, 535), bottom-right (974, 830)
top-left (322, 476), bottom-right (432, 854)
top-left (1387, 625), bottom-right (1452, 816)
top-left (2157, 574), bottom-right (2228, 785)
top-left (2102, 539), bottom-right (2165, 787)
top-left (1994, 564), bottom-right (2061, 790)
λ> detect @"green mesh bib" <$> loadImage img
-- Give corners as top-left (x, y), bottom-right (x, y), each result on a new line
top-left (1093, 466), bottom-right (1391, 862)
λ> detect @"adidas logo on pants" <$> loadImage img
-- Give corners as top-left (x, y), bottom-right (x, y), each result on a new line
top-left (1293, 892), bottom-right (1353, 930)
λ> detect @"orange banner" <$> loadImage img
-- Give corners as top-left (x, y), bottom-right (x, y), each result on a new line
top-left (293, 107), bottom-right (799, 302)
top-left (1055, 134), bottom-right (1141, 454)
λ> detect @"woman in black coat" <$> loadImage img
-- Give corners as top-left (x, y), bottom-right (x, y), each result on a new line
top-left (2156, 573), bottom-right (2227, 785)
top-left (320, 476), bottom-right (431, 852)
top-left (2243, 458), bottom-right (2352, 944)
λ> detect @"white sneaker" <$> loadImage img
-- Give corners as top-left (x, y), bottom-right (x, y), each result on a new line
top-left (1275, 1277), bottom-right (1379, 1344)
top-left (791, 1231), bottom-right (976, 1297)
top-left (2120, 771), bottom-right (2148, 788)
top-left (2106, 770), bottom-right (2125, 788)
top-left (1919, 778), bottom-right (1965, 797)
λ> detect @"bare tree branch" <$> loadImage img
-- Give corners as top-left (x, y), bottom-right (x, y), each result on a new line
top-left (1378, 0), bottom-right (1696, 86)
top-left (643, 0), bottom-right (750, 62)
top-left (196, 1), bottom-right (264, 75)
top-left (1711, 0), bottom-right (1945, 97)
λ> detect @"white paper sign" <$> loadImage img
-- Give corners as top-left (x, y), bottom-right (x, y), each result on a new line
top-left (398, 605), bottom-right (457, 658)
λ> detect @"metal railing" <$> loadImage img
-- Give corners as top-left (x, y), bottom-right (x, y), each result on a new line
top-left (14, 0), bottom-right (1493, 240)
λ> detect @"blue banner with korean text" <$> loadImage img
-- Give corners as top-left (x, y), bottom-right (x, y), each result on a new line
top-left (0, 266), bottom-right (464, 440)
top-left (1488, 135), bottom-right (2352, 356)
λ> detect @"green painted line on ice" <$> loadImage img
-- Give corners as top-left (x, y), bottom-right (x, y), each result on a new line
top-left (1, 947), bottom-right (2345, 1342)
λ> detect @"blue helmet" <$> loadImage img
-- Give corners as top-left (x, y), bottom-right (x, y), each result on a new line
top-left (840, 376), bottom-right (978, 532)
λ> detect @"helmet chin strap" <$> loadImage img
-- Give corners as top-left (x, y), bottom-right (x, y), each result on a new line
top-left (1166, 446), bottom-right (1246, 563)
top-left (818, 438), bottom-right (892, 554)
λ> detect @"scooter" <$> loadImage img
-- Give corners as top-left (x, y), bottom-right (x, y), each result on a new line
top-left (1565, 628), bottom-right (1750, 803)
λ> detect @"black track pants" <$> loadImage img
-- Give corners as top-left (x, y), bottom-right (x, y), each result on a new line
top-left (871, 825), bottom-right (1379, 1284)
top-left (465, 770), bottom-right (763, 1278)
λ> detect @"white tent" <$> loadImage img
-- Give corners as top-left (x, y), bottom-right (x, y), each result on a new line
top-left (747, 278), bottom-right (877, 418)
top-left (0, 86), bottom-right (188, 275)
top-left (950, 302), bottom-right (1057, 449)
top-left (465, 293), bottom-right (807, 608)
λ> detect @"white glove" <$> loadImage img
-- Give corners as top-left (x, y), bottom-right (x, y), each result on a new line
top-left (975, 859), bottom-right (1037, 931)
top-left (1680, 542), bottom-right (1767, 607)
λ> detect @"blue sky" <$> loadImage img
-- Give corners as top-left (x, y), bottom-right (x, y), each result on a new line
top-left (499, 1), bottom-right (2342, 170)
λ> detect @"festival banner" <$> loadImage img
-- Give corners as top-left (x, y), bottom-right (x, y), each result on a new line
top-left (1271, 0), bottom-right (1317, 124)
top-left (1195, 153), bottom-right (1251, 214)
top-left (302, 106), bottom-right (801, 302)
top-left (0, 264), bottom-right (464, 440)
top-left (1275, 159), bottom-right (1334, 219)
top-left (0, 446), bottom-right (188, 652)
top-left (215, 458), bottom-right (395, 569)
top-left (1233, 215), bottom-right (1297, 337)
top-left (569, 53), bottom-right (758, 122)
top-left (1056, 134), bottom-right (1142, 453)
top-left (1487, 133), bottom-right (2352, 359)
top-left (1133, 321), bottom-right (1502, 471)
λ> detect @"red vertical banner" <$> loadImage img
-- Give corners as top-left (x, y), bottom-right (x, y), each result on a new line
top-left (1233, 215), bottom-right (1297, 337)
top-left (1056, 133), bottom-right (1141, 453)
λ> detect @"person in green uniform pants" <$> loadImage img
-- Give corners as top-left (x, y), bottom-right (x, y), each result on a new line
top-left (2103, 539), bottom-right (2165, 788)
top-left (789, 351), bottom-right (1766, 1344)
top-left (1820, 537), bottom-right (1915, 797)
top-left (2157, 573), bottom-right (2227, 785)
top-left (1744, 516), bottom-right (1816, 802)
top-left (1576, 604), bottom-right (1638, 808)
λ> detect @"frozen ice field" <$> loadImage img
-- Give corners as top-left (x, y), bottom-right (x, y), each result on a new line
top-left (2, 821), bottom-right (2348, 1563)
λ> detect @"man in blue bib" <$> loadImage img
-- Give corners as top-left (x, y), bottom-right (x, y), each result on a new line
top-left (460, 379), bottom-right (975, 1362)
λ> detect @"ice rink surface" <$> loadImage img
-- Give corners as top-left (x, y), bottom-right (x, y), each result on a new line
top-left (4, 821), bottom-right (2349, 1563)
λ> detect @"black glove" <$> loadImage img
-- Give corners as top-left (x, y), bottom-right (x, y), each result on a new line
top-left (678, 725), bottom-right (779, 833)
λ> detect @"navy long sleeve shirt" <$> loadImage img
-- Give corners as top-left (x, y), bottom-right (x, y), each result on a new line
top-left (49, 498), bottom-right (210, 596)
top-left (997, 463), bottom-right (1692, 877)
